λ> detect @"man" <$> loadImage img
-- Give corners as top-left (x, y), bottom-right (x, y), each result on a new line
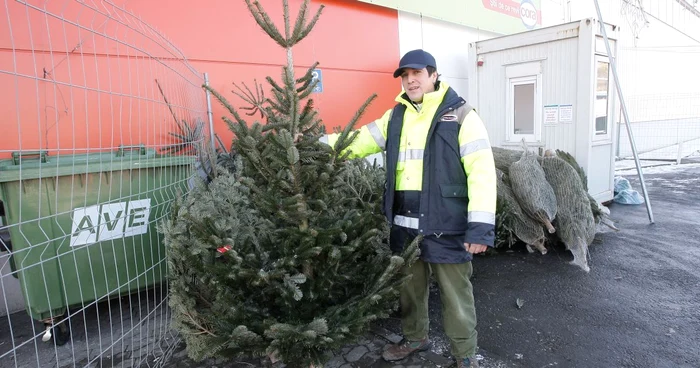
top-left (320, 49), bottom-right (497, 368)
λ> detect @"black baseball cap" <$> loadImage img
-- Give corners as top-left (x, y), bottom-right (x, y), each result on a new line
top-left (393, 49), bottom-right (437, 78)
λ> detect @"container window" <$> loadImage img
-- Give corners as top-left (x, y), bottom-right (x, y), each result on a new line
top-left (505, 70), bottom-right (542, 143)
top-left (595, 61), bottom-right (610, 135)
top-left (514, 83), bottom-right (536, 135)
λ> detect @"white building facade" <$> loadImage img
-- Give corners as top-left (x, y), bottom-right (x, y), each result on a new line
top-left (360, 0), bottom-right (700, 182)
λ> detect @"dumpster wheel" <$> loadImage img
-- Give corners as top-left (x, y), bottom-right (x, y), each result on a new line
top-left (41, 315), bottom-right (71, 346)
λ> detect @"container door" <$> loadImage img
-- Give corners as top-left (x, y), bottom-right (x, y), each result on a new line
top-left (589, 54), bottom-right (616, 202)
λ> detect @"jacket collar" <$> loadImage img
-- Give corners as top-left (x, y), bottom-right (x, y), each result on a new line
top-left (396, 81), bottom-right (452, 112)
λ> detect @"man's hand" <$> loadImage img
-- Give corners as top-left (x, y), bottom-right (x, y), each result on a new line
top-left (464, 243), bottom-right (488, 254)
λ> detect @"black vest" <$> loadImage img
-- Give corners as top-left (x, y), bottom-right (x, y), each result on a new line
top-left (382, 87), bottom-right (474, 235)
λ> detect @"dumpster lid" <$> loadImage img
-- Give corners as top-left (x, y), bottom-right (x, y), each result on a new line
top-left (0, 145), bottom-right (196, 182)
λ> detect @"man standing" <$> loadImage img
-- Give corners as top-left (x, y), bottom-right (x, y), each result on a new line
top-left (320, 49), bottom-right (497, 368)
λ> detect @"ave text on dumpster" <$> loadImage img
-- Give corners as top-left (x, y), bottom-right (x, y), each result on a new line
top-left (70, 199), bottom-right (151, 247)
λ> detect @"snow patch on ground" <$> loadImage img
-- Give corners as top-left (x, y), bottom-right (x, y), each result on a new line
top-left (670, 178), bottom-right (700, 183)
top-left (615, 159), bottom-right (669, 170)
top-left (616, 163), bottom-right (700, 176)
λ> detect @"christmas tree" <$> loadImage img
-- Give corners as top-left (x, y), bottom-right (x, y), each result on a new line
top-left (161, 1), bottom-right (420, 367)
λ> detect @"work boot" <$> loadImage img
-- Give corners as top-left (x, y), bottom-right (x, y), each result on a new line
top-left (381, 338), bottom-right (430, 361)
top-left (456, 356), bottom-right (480, 368)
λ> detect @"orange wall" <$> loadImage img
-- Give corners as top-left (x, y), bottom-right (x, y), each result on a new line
top-left (0, 0), bottom-right (400, 158)
top-left (136, 0), bottom-right (402, 146)
top-left (0, 1), bottom-right (210, 158)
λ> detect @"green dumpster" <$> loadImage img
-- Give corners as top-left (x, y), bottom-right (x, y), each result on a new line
top-left (0, 146), bottom-right (195, 325)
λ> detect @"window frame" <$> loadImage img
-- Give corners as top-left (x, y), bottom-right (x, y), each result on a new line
top-left (593, 55), bottom-right (613, 142)
top-left (505, 62), bottom-right (543, 144)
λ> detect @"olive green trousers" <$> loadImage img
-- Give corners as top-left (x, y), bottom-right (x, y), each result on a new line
top-left (400, 259), bottom-right (478, 359)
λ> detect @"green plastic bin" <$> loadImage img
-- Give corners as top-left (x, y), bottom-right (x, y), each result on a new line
top-left (0, 146), bottom-right (195, 322)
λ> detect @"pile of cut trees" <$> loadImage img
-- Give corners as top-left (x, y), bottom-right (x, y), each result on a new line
top-left (492, 146), bottom-right (617, 272)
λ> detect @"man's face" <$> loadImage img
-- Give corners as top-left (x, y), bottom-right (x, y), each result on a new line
top-left (400, 67), bottom-right (437, 103)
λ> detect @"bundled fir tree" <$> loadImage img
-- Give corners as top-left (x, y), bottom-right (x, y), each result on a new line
top-left (541, 154), bottom-right (596, 272)
top-left (161, 1), bottom-right (419, 367)
top-left (509, 151), bottom-right (558, 234)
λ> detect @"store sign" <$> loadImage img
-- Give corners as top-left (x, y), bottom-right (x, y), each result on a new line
top-left (358, 0), bottom-right (542, 35)
top-left (520, 0), bottom-right (539, 29)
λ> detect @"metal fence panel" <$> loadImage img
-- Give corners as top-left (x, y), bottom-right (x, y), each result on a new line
top-left (1, 1), bottom-right (207, 367)
top-left (617, 92), bottom-right (700, 161)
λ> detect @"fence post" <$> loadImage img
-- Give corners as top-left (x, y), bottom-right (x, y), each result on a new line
top-left (204, 72), bottom-right (216, 150)
top-left (616, 107), bottom-right (622, 158)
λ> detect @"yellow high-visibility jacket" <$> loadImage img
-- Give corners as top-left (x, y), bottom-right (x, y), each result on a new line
top-left (322, 82), bottom-right (497, 255)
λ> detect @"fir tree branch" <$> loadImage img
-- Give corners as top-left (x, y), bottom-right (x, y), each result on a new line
top-left (296, 83), bottom-right (316, 101)
top-left (268, 129), bottom-right (293, 151)
top-left (283, 0), bottom-right (291, 44)
top-left (282, 66), bottom-right (295, 102)
top-left (289, 93), bottom-right (300, 137)
top-left (267, 102), bottom-right (289, 119)
top-left (261, 122), bottom-right (291, 133)
top-left (291, 0), bottom-right (308, 43)
top-left (297, 5), bottom-right (324, 43)
top-left (167, 132), bottom-right (190, 142)
top-left (266, 76), bottom-right (286, 95)
top-left (232, 80), bottom-right (268, 120)
top-left (301, 118), bottom-right (321, 136)
top-left (222, 116), bottom-right (241, 136)
top-left (269, 88), bottom-right (290, 115)
top-left (203, 84), bottom-right (250, 133)
top-left (263, 106), bottom-right (278, 120)
top-left (282, 58), bottom-right (301, 139)
top-left (232, 81), bottom-right (257, 103)
top-left (290, 157), bottom-right (307, 231)
top-left (333, 94), bottom-right (377, 155)
top-left (296, 63), bottom-right (319, 94)
top-left (184, 310), bottom-right (218, 337)
top-left (296, 62), bottom-right (319, 84)
top-left (299, 99), bottom-right (315, 122)
top-left (237, 144), bottom-right (276, 185)
top-left (245, 0), bottom-right (287, 47)
top-left (296, 77), bottom-right (314, 94)
top-left (346, 94), bottom-right (377, 132)
top-left (155, 78), bottom-right (180, 127)
top-left (336, 132), bottom-right (361, 162)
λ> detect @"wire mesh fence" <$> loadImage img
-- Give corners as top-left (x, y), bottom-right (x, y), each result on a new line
top-left (617, 92), bottom-right (700, 162)
top-left (615, 43), bottom-right (700, 163)
top-left (1, 0), bottom-right (209, 367)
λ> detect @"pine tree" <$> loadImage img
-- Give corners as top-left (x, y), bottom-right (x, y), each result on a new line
top-left (161, 1), bottom-right (420, 367)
